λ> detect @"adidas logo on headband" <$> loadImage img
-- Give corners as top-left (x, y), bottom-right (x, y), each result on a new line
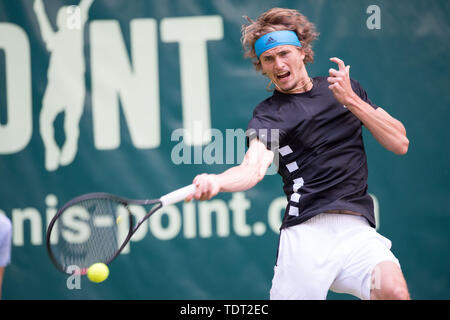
top-left (265, 37), bottom-right (276, 45)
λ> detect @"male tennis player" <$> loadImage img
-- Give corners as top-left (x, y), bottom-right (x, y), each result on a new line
top-left (186, 8), bottom-right (410, 300)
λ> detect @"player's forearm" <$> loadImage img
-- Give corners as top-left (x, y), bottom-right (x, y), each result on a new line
top-left (216, 162), bottom-right (264, 193)
top-left (346, 95), bottom-right (409, 155)
top-left (189, 162), bottom-right (264, 202)
top-left (189, 139), bottom-right (274, 201)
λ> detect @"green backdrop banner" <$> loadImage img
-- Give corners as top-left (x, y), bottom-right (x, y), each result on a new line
top-left (0, 0), bottom-right (448, 299)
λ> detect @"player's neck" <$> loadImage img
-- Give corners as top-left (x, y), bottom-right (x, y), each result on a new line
top-left (278, 75), bottom-right (313, 94)
top-left (295, 76), bottom-right (313, 93)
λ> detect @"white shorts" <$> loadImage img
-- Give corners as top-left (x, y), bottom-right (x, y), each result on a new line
top-left (270, 213), bottom-right (400, 300)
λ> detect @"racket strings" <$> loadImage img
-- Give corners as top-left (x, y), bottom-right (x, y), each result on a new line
top-left (50, 197), bottom-right (131, 272)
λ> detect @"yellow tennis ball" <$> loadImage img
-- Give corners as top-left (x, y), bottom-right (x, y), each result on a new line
top-left (116, 215), bottom-right (122, 224)
top-left (87, 263), bottom-right (109, 283)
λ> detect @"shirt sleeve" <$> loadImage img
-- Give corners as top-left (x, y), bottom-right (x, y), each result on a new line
top-left (246, 114), bottom-right (282, 152)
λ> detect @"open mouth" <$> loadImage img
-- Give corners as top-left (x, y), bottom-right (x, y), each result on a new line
top-left (277, 71), bottom-right (290, 80)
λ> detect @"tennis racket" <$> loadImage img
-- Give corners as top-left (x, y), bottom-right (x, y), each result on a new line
top-left (46, 184), bottom-right (196, 275)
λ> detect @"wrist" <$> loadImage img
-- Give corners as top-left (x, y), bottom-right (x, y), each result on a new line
top-left (344, 92), bottom-right (361, 109)
top-left (208, 174), bottom-right (222, 193)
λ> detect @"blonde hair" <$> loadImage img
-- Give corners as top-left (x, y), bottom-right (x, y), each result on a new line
top-left (241, 8), bottom-right (319, 71)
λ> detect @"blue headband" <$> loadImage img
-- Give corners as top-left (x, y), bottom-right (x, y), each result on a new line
top-left (254, 30), bottom-right (302, 58)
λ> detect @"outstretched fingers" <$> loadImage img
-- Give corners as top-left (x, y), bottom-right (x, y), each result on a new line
top-left (330, 57), bottom-right (346, 71)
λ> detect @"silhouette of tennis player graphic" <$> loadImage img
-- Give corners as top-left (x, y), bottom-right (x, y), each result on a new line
top-left (34, 0), bottom-right (94, 171)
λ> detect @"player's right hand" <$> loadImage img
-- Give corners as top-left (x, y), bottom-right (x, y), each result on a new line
top-left (185, 174), bottom-right (221, 202)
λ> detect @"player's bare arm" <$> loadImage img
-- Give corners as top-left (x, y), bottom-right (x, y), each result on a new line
top-left (186, 138), bottom-right (274, 201)
top-left (327, 57), bottom-right (409, 155)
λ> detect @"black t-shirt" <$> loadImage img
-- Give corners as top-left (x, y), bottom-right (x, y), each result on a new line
top-left (247, 76), bottom-right (378, 229)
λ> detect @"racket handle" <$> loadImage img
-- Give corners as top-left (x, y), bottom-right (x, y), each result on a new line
top-left (160, 184), bottom-right (196, 207)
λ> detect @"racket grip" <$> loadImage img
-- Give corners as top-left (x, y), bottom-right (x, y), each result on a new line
top-left (160, 184), bottom-right (196, 207)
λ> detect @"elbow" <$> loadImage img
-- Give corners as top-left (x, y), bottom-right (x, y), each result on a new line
top-left (249, 163), bottom-right (265, 186)
top-left (255, 170), bottom-right (266, 184)
top-left (394, 136), bottom-right (409, 155)
top-left (234, 163), bottom-right (265, 191)
top-left (251, 161), bottom-right (269, 186)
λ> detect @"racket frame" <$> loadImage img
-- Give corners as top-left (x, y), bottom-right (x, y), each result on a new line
top-left (46, 192), bottom-right (161, 275)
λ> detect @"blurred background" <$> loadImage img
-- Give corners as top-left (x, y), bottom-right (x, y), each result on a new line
top-left (0, 0), bottom-right (448, 299)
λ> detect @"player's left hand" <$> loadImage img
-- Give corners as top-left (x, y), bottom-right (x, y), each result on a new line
top-left (327, 57), bottom-right (358, 106)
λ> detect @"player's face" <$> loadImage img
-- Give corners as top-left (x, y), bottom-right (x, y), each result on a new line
top-left (260, 45), bottom-right (307, 94)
